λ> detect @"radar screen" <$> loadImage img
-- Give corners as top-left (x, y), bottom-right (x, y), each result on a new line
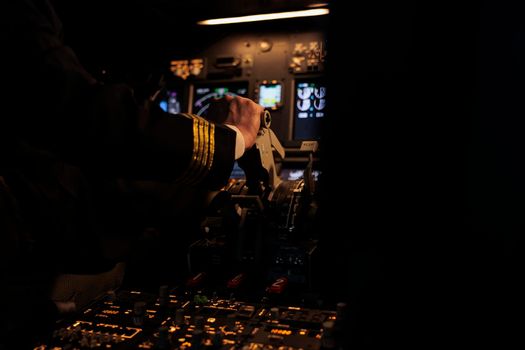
top-left (293, 77), bottom-right (326, 140)
top-left (191, 81), bottom-right (249, 117)
top-left (258, 81), bottom-right (283, 110)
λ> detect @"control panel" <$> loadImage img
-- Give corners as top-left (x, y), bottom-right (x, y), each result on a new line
top-left (34, 287), bottom-right (344, 350)
top-left (161, 31), bottom-right (327, 148)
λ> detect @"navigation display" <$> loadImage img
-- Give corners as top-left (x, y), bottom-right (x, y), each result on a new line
top-left (191, 81), bottom-right (249, 117)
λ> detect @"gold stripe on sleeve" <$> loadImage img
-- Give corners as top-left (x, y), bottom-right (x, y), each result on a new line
top-left (194, 118), bottom-right (207, 176)
top-left (175, 115), bottom-right (200, 184)
top-left (207, 123), bottom-right (215, 171)
top-left (183, 117), bottom-right (207, 183)
top-left (189, 121), bottom-right (210, 184)
top-left (176, 113), bottom-right (217, 185)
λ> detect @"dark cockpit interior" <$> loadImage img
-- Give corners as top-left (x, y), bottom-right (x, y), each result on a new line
top-left (1, 0), bottom-right (522, 348)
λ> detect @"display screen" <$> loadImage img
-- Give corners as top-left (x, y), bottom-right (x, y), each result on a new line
top-left (159, 89), bottom-right (183, 115)
top-left (258, 83), bottom-right (282, 109)
top-left (293, 77), bottom-right (326, 140)
top-left (280, 168), bottom-right (321, 181)
top-left (192, 81), bottom-right (249, 117)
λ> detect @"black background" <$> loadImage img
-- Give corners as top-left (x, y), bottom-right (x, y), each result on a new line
top-left (323, 0), bottom-right (523, 346)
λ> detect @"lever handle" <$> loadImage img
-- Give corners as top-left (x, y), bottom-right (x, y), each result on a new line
top-left (261, 109), bottom-right (271, 129)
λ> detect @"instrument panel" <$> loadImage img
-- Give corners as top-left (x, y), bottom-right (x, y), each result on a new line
top-left (34, 288), bottom-right (343, 350)
top-left (163, 31), bottom-right (327, 146)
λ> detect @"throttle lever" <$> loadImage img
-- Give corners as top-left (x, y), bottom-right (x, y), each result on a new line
top-left (206, 97), bottom-right (285, 194)
top-left (238, 109), bottom-right (285, 194)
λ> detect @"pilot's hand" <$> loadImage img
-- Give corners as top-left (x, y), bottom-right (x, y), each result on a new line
top-left (223, 95), bottom-right (262, 150)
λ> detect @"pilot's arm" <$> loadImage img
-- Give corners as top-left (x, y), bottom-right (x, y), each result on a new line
top-left (0, 0), bottom-right (261, 346)
top-left (0, 0), bottom-right (260, 189)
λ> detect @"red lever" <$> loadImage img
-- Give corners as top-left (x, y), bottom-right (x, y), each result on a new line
top-left (186, 272), bottom-right (206, 288)
top-left (227, 273), bottom-right (246, 289)
top-left (266, 276), bottom-right (288, 294)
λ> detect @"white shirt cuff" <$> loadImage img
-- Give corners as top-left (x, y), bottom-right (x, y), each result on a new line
top-left (225, 124), bottom-right (245, 160)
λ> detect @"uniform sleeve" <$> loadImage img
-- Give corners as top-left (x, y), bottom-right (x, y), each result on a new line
top-left (70, 87), bottom-right (236, 190)
top-left (141, 108), bottom-right (237, 189)
top-left (0, 0), bottom-right (236, 190)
